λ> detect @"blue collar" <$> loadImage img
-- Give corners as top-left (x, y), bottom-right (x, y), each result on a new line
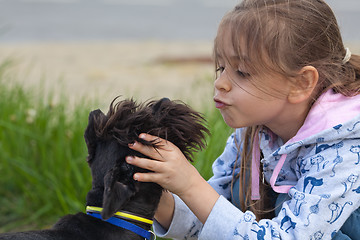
top-left (87, 212), bottom-right (155, 240)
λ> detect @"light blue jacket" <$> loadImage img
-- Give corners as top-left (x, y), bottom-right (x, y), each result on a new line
top-left (154, 90), bottom-right (360, 239)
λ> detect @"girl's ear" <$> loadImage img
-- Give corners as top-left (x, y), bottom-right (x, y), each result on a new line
top-left (288, 66), bottom-right (319, 104)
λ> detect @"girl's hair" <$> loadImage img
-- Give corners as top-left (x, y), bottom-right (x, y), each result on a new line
top-left (214, 0), bottom-right (360, 220)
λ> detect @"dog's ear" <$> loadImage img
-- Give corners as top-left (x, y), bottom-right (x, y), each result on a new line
top-left (101, 166), bottom-right (138, 220)
top-left (151, 99), bottom-right (209, 161)
top-left (84, 109), bottom-right (105, 163)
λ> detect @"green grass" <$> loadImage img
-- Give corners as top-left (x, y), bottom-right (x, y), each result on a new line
top-left (0, 59), bottom-right (232, 236)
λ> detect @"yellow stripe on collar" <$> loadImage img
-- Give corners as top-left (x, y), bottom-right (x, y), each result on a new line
top-left (86, 206), bottom-right (154, 225)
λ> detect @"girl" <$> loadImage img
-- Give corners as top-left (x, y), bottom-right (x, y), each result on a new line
top-left (126, 0), bottom-right (360, 239)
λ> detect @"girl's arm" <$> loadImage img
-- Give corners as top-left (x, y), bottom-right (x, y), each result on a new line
top-left (174, 174), bottom-right (220, 224)
top-left (154, 191), bottom-right (175, 229)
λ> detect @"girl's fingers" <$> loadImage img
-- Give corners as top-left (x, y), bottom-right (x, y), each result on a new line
top-left (133, 172), bottom-right (161, 183)
top-left (126, 156), bottom-right (166, 183)
top-left (126, 156), bottom-right (162, 172)
top-left (129, 133), bottom-right (170, 160)
top-left (138, 133), bottom-right (158, 142)
top-left (129, 141), bottom-right (163, 160)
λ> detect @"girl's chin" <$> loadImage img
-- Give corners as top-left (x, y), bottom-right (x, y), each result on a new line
top-left (220, 113), bottom-right (249, 129)
top-left (221, 114), bottom-right (239, 128)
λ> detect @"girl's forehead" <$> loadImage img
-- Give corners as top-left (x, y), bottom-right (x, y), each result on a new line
top-left (215, 26), bottom-right (280, 77)
top-left (215, 30), bottom-right (252, 70)
top-left (215, 25), bottom-right (234, 52)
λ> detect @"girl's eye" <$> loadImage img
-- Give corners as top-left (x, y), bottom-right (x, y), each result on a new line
top-left (216, 67), bottom-right (225, 73)
top-left (236, 70), bottom-right (250, 78)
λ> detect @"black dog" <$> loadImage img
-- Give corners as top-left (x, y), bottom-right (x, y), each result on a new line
top-left (0, 98), bottom-right (209, 240)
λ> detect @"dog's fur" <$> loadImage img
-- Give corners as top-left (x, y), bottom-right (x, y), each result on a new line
top-left (0, 98), bottom-right (209, 240)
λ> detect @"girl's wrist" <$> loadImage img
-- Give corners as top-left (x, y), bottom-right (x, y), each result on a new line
top-left (177, 176), bottom-right (220, 224)
top-left (176, 170), bottom-right (204, 199)
top-left (154, 191), bottom-right (175, 230)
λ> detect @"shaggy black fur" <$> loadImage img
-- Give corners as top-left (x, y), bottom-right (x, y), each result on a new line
top-left (0, 98), bottom-right (209, 240)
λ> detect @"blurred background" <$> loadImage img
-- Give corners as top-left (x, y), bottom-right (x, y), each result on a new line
top-left (0, 0), bottom-right (359, 235)
top-left (0, 0), bottom-right (359, 43)
top-left (0, 0), bottom-right (239, 42)
top-left (0, 0), bottom-right (241, 109)
top-left (0, 0), bottom-right (359, 108)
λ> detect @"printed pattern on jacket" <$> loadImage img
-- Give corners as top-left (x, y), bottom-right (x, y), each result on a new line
top-left (153, 91), bottom-right (360, 240)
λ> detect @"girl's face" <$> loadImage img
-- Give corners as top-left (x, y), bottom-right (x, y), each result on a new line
top-left (213, 31), bottom-right (294, 131)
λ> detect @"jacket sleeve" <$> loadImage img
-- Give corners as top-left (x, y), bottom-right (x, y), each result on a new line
top-left (153, 129), bottom-right (242, 239)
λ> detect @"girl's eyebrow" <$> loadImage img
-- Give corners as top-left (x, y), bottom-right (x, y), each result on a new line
top-left (229, 56), bottom-right (247, 66)
top-left (230, 56), bottom-right (241, 61)
top-left (231, 55), bottom-right (250, 62)
top-left (218, 55), bottom-right (240, 63)
top-left (217, 54), bottom-right (247, 66)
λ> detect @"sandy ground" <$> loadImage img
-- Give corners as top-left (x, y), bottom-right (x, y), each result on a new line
top-left (0, 40), bottom-right (359, 111)
top-left (0, 41), bottom-right (216, 110)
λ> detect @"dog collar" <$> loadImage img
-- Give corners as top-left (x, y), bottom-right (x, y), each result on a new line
top-left (86, 206), bottom-right (153, 225)
top-left (86, 207), bottom-right (155, 240)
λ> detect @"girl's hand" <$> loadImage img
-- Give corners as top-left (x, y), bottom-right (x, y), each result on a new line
top-left (125, 133), bottom-right (202, 198)
top-left (127, 133), bottom-right (220, 224)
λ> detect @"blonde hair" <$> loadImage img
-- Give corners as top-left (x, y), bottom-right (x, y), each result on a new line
top-left (215, 0), bottom-right (360, 220)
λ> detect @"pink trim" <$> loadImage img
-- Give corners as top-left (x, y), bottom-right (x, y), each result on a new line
top-left (250, 90), bottom-right (360, 197)
top-left (269, 154), bottom-right (293, 193)
top-left (251, 133), bottom-right (261, 200)
top-left (291, 90), bottom-right (360, 142)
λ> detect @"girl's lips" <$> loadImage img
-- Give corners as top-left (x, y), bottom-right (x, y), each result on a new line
top-left (214, 99), bottom-right (228, 109)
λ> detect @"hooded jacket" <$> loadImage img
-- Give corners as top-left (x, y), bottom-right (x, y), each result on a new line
top-left (153, 90), bottom-right (360, 240)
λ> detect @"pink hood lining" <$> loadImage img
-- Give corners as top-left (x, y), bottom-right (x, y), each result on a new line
top-left (251, 90), bottom-right (360, 199)
top-left (290, 89), bottom-right (360, 143)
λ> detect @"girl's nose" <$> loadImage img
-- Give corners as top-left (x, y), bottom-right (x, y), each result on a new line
top-left (214, 70), bottom-right (231, 92)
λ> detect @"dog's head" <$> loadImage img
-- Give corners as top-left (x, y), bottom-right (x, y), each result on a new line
top-left (84, 98), bottom-right (209, 220)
